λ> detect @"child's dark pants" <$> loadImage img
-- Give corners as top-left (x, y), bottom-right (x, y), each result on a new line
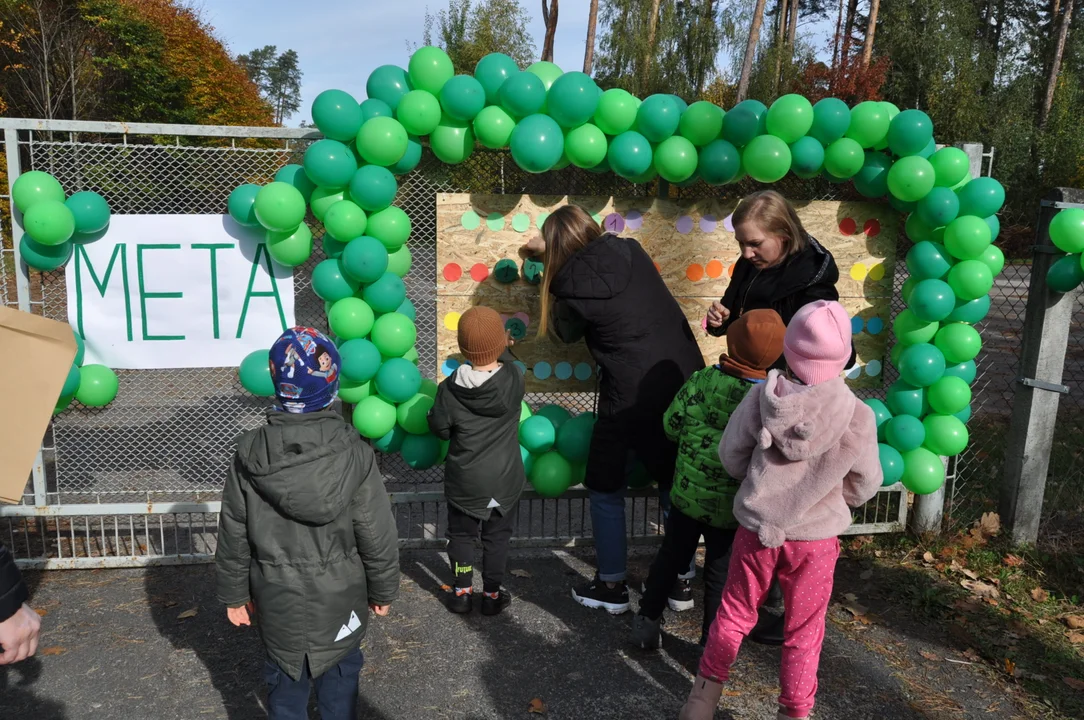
top-left (264, 647), bottom-right (363, 720)
top-left (446, 503), bottom-right (519, 592)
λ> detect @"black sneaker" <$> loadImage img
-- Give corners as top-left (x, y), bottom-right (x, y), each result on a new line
top-left (572, 575), bottom-right (630, 614)
top-left (480, 590), bottom-right (512, 616)
top-left (668, 577), bottom-right (694, 612)
top-left (447, 588), bottom-right (473, 614)
top-left (747, 608), bottom-right (785, 646)
top-left (631, 614), bottom-right (662, 649)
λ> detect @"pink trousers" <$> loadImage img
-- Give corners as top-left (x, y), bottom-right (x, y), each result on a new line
top-left (699, 526), bottom-right (840, 719)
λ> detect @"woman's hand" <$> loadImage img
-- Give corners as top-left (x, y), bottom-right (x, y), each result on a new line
top-left (369, 604), bottom-right (390, 616)
top-left (227, 602), bottom-right (254, 627)
top-left (706, 301), bottom-right (730, 329)
top-left (522, 235), bottom-right (545, 257)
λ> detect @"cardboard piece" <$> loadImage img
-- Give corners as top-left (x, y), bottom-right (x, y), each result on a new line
top-left (0, 306), bottom-right (77, 505)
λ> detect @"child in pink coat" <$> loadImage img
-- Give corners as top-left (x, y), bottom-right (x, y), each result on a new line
top-left (679, 300), bottom-right (883, 720)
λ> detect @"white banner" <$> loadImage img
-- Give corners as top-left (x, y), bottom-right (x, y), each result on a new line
top-left (65, 215), bottom-right (296, 369)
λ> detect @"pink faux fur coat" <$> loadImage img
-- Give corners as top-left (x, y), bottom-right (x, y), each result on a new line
top-left (719, 371), bottom-right (883, 548)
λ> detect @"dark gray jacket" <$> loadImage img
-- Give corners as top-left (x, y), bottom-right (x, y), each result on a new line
top-left (216, 410), bottom-right (399, 681)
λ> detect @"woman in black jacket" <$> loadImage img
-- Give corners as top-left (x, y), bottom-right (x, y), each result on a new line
top-left (525, 204), bottom-right (705, 614)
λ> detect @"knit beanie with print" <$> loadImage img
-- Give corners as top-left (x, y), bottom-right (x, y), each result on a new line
top-left (457, 306), bottom-right (507, 367)
top-left (719, 308), bottom-right (785, 380)
top-left (268, 327), bottom-right (341, 413)
top-left (783, 300), bottom-right (853, 386)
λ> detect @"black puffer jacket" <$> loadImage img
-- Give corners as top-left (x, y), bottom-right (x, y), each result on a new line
top-left (549, 234), bottom-right (705, 420)
top-left (0, 540), bottom-right (29, 622)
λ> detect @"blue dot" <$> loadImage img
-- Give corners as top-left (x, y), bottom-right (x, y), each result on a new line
top-left (866, 360), bottom-right (882, 377)
top-left (845, 364), bottom-right (862, 380)
top-left (851, 316), bottom-right (864, 335)
top-left (534, 361), bottom-right (552, 380)
top-left (866, 317), bottom-right (884, 335)
top-left (513, 361), bottom-right (527, 375)
top-left (555, 362), bottom-right (573, 380)
top-left (574, 362), bottom-right (593, 381)
top-left (441, 358), bottom-right (461, 376)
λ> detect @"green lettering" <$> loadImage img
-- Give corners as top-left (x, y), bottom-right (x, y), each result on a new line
top-left (136, 244), bottom-right (185, 341)
top-left (74, 244), bottom-right (133, 342)
top-left (236, 243), bottom-right (287, 339)
top-left (192, 243), bottom-right (234, 339)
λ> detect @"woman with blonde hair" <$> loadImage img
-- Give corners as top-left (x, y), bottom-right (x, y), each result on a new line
top-left (523, 204), bottom-right (704, 614)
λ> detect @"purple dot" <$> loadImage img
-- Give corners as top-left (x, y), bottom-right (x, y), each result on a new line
top-left (723, 214), bottom-right (735, 232)
top-left (603, 213), bottom-right (625, 233)
top-left (676, 215), bottom-right (694, 234)
top-left (625, 210), bottom-right (643, 230)
top-left (700, 215), bottom-right (717, 233)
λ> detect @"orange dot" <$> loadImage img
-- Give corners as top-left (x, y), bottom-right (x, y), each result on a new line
top-left (686, 264), bottom-right (705, 282)
top-left (727, 263), bottom-right (735, 278)
top-left (653, 262), bottom-right (662, 273)
top-left (705, 260), bottom-right (724, 278)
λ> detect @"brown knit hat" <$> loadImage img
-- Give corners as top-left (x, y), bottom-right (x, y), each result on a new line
top-left (458, 306), bottom-right (507, 366)
top-left (719, 308), bottom-right (785, 380)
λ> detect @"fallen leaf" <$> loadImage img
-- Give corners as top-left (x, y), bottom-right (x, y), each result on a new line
top-left (40, 647), bottom-right (66, 656)
top-left (1004, 658), bottom-right (1016, 676)
top-left (510, 569), bottom-right (532, 579)
top-left (176, 607), bottom-right (199, 620)
top-left (961, 568), bottom-right (979, 580)
top-left (1031, 588), bottom-right (1050, 603)
top-left (439, 584), bottom-right (452, 592)
top-left (860, 570), bottom-right (873, 580)
top-left (961, 579), bottom-right (1000, 599)
top-left (1003, 554), bottom-right (1025, 567)
top-left (922, 551), bottom-right (935, 564)
top-left (33, 608), bottom-right (48, 617)
top-left (972, 512), bottom-right (1001, 540)
top-left (1068, 632), bottom-right (1084, 645)
top-left (954, 598), bottom-right (982, 613)
top-left (528, 698), bottom-right (547, 714)
top-left (842, 599), bottom-right (869, 617)
top-left (1065, 677), bottom-right (1084, 691)
top-left (920, 650), bottom-right (941, 661)
top-left (1065, 616), bottom-right (1084, 629)
top-left (963, 649), bottom-right (982, 662)
top-left (722, 690), bottom-right (742, 697)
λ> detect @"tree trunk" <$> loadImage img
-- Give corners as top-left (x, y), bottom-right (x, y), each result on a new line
top-left (583, 0), bottom-right (598, 74)
top-left (541, 0), bottom-right (559, 62)
top-left (832, 0), bottom-right (844, 70)
top-left (841, 0), bottom-right (859, 61)
top-left (1040, 0), bottom-right (1075, 128)
top-left (773, 0), bottom-right (787, 94)
top-left (643, 0), bottom-right (662, 80)
top-left (861, 0), bottom-right (880, 67)
top-left (737, 0), bottom-right (768, 102)
top-left (787, 0), bottom-right (799, 48)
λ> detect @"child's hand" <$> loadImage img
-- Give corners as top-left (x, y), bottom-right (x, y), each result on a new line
top-left (369, 604), bottom-right (390, 616)
top-left (706, 301), bottom-right (730, 329)
top-left (506, 329), bottom-right (515, 347)
top-left (227, 602), bottom-right (253, 627)
top-left (521, 235), bottom-right (545, 257)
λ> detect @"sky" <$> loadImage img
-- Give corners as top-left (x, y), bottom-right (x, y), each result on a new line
top-left (201, 0), bottom-right (833, 127)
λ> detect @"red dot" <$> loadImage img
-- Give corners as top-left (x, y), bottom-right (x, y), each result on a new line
top-left (864, 219), bottom-right (881, 237)
top-left (442, 263), bottom-right (462, 281)
top-left (839, 218), bottom-right (857, 235)
top-left (470, 263), bottom-right (490, 282)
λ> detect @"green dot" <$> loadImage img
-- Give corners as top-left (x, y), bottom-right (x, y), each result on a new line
top-left (494, 258), bottom-right (520, 283)
top-left (512, 213), bottom-right (531, 232)
top-left (536, 212), bottom-right (550, 229)
top-left (486, 212), bottom-right (505, 231)
top-left (591, 213), bottom-right (602, 225)
top-left (461, 210), bottom-right (480, 230)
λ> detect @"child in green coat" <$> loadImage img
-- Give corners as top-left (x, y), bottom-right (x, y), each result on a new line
top-left (632, 309), bottom-right (786, 648)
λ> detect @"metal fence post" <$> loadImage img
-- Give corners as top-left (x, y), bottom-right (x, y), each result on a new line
top-left (1000, 187), bottom-right (1084, 544)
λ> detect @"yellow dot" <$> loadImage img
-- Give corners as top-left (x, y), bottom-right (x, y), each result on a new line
top-left (444, 312), bottom-right (461, 331)
top-left (868, 263), bottom-right (885, 281)
top-left (850, 263), bottom-right (868, 282)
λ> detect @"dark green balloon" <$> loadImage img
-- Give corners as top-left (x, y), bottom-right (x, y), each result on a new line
top-left (636, 94), bottom-right (681, 143)
top-left (789, 136), bottom-right (824, 179)
top-left (721, 107), bottom-right (760, 147)
top-left (1047, 253), bottom-right (1084, 293)
top-left (474, 53), bottom-right (518, 105)
top-left (698, 139), bottom-right (741, 185)
top-left (905, 241), bottom-right (952, 281)
top-left (853, 152), bottom-right (892, 198)
top-left (366, 65), bottom-right (412, 111)
top-left (809, 98), bottom-right (850, 145)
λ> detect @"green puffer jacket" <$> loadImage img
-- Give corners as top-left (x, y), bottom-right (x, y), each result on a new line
top-left (216, 410), bottom-right (400, 681)
top-left (664, 367), bottom-right (758, 529)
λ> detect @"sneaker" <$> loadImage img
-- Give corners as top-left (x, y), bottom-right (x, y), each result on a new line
top-left (481, 590), bottom-right (512, 616)
top-left (447, 587), bottom-right (473, 614)
top-left (572, 575), bottom-right (630, 614)
top-left (668, 577), bottom-right (694, 612)
top-left (631, 614), bottom-right (662, 649)
top-left (747, 609), bottom-right (785, 646)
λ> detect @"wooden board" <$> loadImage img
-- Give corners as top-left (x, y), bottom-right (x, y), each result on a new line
top-left (436, 194), bottom-right (898, 391)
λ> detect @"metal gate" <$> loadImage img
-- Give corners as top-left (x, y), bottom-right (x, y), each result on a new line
top-left (0, 119), bottom-right (906, 568)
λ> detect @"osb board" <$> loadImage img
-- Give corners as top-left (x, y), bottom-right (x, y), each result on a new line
top-left (435, 194), bottom-right (897, 391)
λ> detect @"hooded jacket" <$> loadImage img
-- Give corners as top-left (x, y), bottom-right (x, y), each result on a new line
top-left (215, 410), bottom-right (400, 681)
top-left (719, 371), bottom-right (882, 547)
top-left (428, 350), bottom-right (526, 521)
top-left (549, 234), bottom-right (705, 420)
top-left (0, 540), bottom-right (28, 623)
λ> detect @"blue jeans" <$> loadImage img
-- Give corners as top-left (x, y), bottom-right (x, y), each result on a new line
top-left (264, 647), bottom-right (363, 720)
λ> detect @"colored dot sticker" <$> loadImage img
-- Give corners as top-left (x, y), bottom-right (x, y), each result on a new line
top-left (851, 316), bottom-right (864, 335)
top-left (470, 263), bottom-right (489, 282)
top-left (555, 362), bottom-right (573, 380)
top-left (868, 263), bottom-right (886, 282)
top-left (867, 317), bottom-right (884, 335)
top-left (512, 213), bottom-right (531, 232)
top-left (625, 210), bottom-right (643, 230)
top-left (705, 260), bottom-right (724, 279)
top-left (603, 213), bottom-right (625, 233)
top-left (845, 364), bottom-right (863, 380)
top-left (700, 215), bottom-right (717, 233)
top-left (653, 262), bottom-right (662, 273)
top-left (864, 219), bottom-right (881, 237)
top-left (443, 312), bottom-right (461, 331)
top-left (441, 358), bottom-right (461, 376)
top-left (723, 214), bottom-right (735, 232)
top-left (727, 263), bottom-right (735, 278)
top-left (442, 263), bottom-right (463, 282)
top-left (513, 311), bottom-right (530, 325)
top-left (574, 363), bottom-right (593, 381)
top-left (536, 212), bottom-right (550, 229)
top-left (591, 212), bottom-right (603, 225)
top-left (534, 361), bottom-right (552, 380)
top-left (676, 215), bottom-right (694, 234)
top-left (865, 360), bottom-right (882, 377)
top-left (839, 218), bottom-right (857, 235)
top-left (486, 213), bottom-right (505, 231)
top-left (513, 361), bottom-right (527, 375)
top-left (505, 317), bottom-right (527, 340)
top-left (687, 264), bottom-right (705, 282)
top-left (850, 262), bottom-right (868, 282)
top-left (461, 211), bottom-right (481, 230)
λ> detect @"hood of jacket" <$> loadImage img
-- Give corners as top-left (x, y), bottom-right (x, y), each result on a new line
top-left (549, 234), bottom-right (632, 300)
top-left (235, 409), bottom-right (362, 526)
top-left (447, 363), bottom-right (520, 418)
top-left (758, 371), bottom-right (855, 462)
top-left (771, 235), bottom-right (838, 299)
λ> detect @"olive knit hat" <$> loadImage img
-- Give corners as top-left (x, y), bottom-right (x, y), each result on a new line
top-left (457, 306), bottom-right (507, 366)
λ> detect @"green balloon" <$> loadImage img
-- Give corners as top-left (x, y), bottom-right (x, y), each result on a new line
top-left (885, 415), bottom-right (926, 453)
top-left (360, 98), bottom-right (394, 123)
top-left (329, 297), bottom-right (375, 340)
top-left (594, 88), bottom-right (639, 135)
top-left (890, 195), bottom-right (918, 214)
top-left (934, 323), bottom-right (981, 364)
top-left (265, 223), bottom-right (313, 267)
top-left (530, 451), bottom-right (573, 498)
top-left (500, 71), bottom-right (546, 118)
top-left (520, 415), bottom-right (556, 453)
top-left (679, 101), bottom-right (724, 146)
top-left (353, 396), bottom-right (398, 438)
top-left (474, 53), bottom-right (518, 105)
top-left (909, 279), bottom-right (955, 323)
top-left (357, 117), bottom-right (409, 167)
top-left (440, 74), bottom-right (486, 122)
top-left (947, 295), bottom-right (991, 324)
top-left (957, 177), bottom-right (1005, 218)
top-left (19, 236), bottom-right (72, 271)
top-left (535, 404), bottom-right (572, 430)
top-left (766, 94), bottom-right (814, 144)
top-left (720, 107), bottom-right (759, 147)
top-left (510, 114), bottom-right (564, 173)
top-left (864, 398), bottom-right (893, 439)
top-left (906, 241), bottom-right (952, 280)
top-left (901, 447), bottom-right (945, 495)
top-left (555, 413), bottom-right (595, 463)
top-left (547, 72), bottom-right (600, 128)
top-left (845, 101), bottom-right (890, 148)
top-left (944, 360), bottom-right (977, 384)
top-left (823, 138), bottom-right (864, 179)
top-left (76, 364), bottom-right (119, 407)
top-left (608, 131), bottom-right (653, 179)
top-left (947, 259), bottom-right (993, 300)
top-left (420, 378), bottom-right (438, 399)
top-left (23, 200), bottom-right (75, 246)
top-left (636, 94), bottom-right (681, 143)
top-left (349, 166), bottom-right (397, 213)
top-left (339, 338), bottom-right (382, 382)
top-left (339, 377), bottom-right (373, 404)
top-left (54, 394), bottom-right (73, 415)
top-left (409, 46), bottom-right (455, 94)
top-left (901, 276), bottom-right (919, 305)
top-left (304, 139), bottom-right (358, 189)
top-left (65, 191), bottom-right (110, 235)
top-left (239, 349), bottom-right (274, 396)
top-left (312, 89), bottom-right (363, 142)
top-left (397, 298), bottom-right (417, 321)
top-left (887, 156), bottom-right (936, 202)
top-left (387, 244), bottom-right (412, 277)
top-left (809, 98), bottom-right (851, 145)
top-left (565, 123), bottom-right (608, 169)
top-left (898, 342), bottom-right (947, 387)
top-left (654, 136), bottom-right (698, 183)
top-left (374, 424), bottom-right (407, 454)
top-left (375, 357), bottom-right (422, 403)
top-left (1050, 208), bottom-right (1084, 253)
top-left (274, 164), bottom-right (317, 204)
top-left (520, 401), bottom-right (533, 422)
top-left (944, 215), bottom-right (991, 261)
top-left (319, 232), bottom-right (344, 260)
top-left (699, 139), bottom-right (741, 185)
top-left (324, 200), bottom-right (368, 242)
top-left (401, 432), bottom-right (442, 469)
top-left (887, 109), bottom-right (933, 157)
top-left (474, 106), bottom-right (516, 149)
top-left (851, 152), bottom-right (891, 197)
top-left (878, 444), bottom-right (905, 485)
top-left (742, 135), bottom-right (791, 183)
top-left (310, 187), bottom-right (346, 221)
top-left (396, 90), bottom-right (442, 135)
top-left (923, 415), bottom-right (968, 456)
top-left (928, 375), bottom-right (971, 415)
top-left (254, 182), bottom-right (307, 233)
top-left (917, 187), bottom-right (960, 229)
top-left (525, 60), bottom-right (563, 96)
top-left (929, 147), bottom-right (970, 188)
top-left (60, 363), bottom-right (81, 398)
top-left (367, 206), bottom-right (411, 250)
top-left (1047, 253), bottom-right (1084, 293)
top-left (371, 311), bottom-right (417, 357)
top-left (228, 184), bottom-right (261, 227)
top-left (72, 328), bottom-right (85, 366)
top-left (397, 393), bottom-right (435, 435)
top-left (12, 170), bottom-right (65, 213)
top-left (893, 309), bottom-right (938, 346)
top-left (886, 380), bottom-right (929, 418)
top-left (366, 65), bottom-right (411, 111)
top-left (389, 135), bottom-right (423, 176)
top-left (363, 272), bottom-right (407, 314)
top-left (312, 258), bottom-right (361, 302)
top-left (788, 137), bottom-right (824, 179)
top-left (430, 115), bottom-right (475, 165)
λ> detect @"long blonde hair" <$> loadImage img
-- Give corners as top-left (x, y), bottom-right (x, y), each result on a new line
top-left (733, 190), bottom-right (809, 259)
top-left (536, 204), bottom-right (603, 337)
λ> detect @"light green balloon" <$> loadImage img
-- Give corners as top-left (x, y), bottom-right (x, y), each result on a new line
top-left (397, 393), bottom-right (435, 435)
top-left (353, 396), bottom-right (397, 438)
top-left (387, 244), bottom-right (412, 277)
top-left (254, 182), bottom-right (307, 232)
top-left (12, 171), bottom-right (65, 213)
top-left (396, 90), bottom-right (442, 136)
top-left (430, 115), bottom-right (475, 165)
top-left (23, 200), bottom-right (76, 246)
top-left (408, 46), bottom-right (455, 95)
top-left (887, 156), bottom-right (936, 203)
top-left (367, 206), bottom-right (411, 251)
top-left (473, 106), bottom-right (516, 149)
top-left (594, 88), bottom-right (639, 135)
top-left (265, 223), bottom-right (313, 267)
top-left (323, 200), bottom-right (368, 242)
top-left (678, 101), bottom-right (724, 147)
top-left (357, 117), bottom-right (409, 167)
top-left (75, 364), bottom-right (119, 407)
top-left (310, 187), bottom-right (346, 221)
top-left (765, 94), bottom-right (814, 144)
top-left (845, 101), bottom-right (890, 148)
top-left (565, 123), bottom-right (608, 169)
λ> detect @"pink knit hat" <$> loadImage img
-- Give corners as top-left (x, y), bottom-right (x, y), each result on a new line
top-left (783, 300), bottom-right (853, 386)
